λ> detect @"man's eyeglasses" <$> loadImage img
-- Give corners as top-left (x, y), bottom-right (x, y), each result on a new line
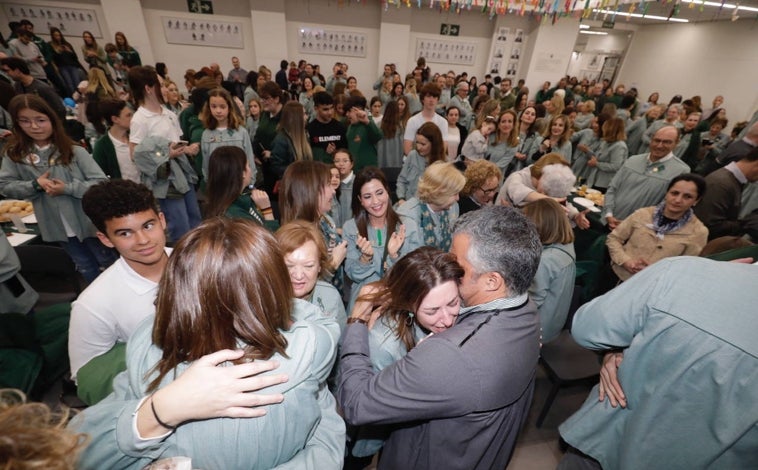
top-left (651, 138), bottom-right (675, 146)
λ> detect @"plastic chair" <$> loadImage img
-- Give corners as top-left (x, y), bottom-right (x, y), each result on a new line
top-left (14, 244), bottom-right (83, 309)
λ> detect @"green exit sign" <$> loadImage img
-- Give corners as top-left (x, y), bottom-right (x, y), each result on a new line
top-left (188, 0), bottom-right (213, 14)
top-left (440, 24), bottom-right (460, 36)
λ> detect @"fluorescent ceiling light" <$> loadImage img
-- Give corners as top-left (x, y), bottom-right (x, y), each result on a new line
top-left (592, 8), bottom-right (690, 22)
top-left (580, 30), bottom-right (609, 35)
top-left (680, 0), bottom-right (758, 13)
top-left (579, 24), bottom-right (590, 29)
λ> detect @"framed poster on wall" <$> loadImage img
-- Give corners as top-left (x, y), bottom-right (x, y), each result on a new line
top-left (3, 4), bottom-right (102, 38)
top-left (415, 38), bottom-right (476, 66)
top-left (297, 28), bottom-right (367, 58)
top-left (162, 16), bottom-right (243, 49)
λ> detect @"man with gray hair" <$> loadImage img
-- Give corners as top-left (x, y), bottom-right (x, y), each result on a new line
top-left (338, 205), bottom-right (541, 470)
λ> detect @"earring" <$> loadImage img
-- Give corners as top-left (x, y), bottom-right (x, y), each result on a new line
top-left (405, 311), bottom-right (414, 327)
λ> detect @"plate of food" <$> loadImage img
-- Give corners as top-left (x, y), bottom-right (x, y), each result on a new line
top-left (0, 200), bottom-right (34, 223)
top-left (573, 197), bottom-right (601, 212)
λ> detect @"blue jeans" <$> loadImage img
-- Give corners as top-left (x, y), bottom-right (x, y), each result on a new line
top-left (159, 186), bottom-right (202, 243)
top-left (58, 66), bottom-right (82, 98)
top-left (61, 236), bottom-right (119, 284)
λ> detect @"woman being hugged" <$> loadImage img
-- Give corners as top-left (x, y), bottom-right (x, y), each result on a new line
top-left (276, 220), bottom-right (347, 332)
top-left (395, 162), bottom-right (464, 251)
top-left (343, 167), bottom-right (422, 308)
top-left (204, 146), bottom-right (277, 231)
top-left (0, 94), bottom-right (116, 283)
top-left (344, 246), bottom-right (463, 463)
top-left (200, 87), bottom-right (255, 183)
top-left (69, 218), bottom-right (345, 469)
top-left (396, 122), bottom-right (446, 204)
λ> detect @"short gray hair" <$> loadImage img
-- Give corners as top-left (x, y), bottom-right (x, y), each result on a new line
top-left (540, 164), bottom-right (576, 198)
top-left (453, 205), bottom-right (541, 296)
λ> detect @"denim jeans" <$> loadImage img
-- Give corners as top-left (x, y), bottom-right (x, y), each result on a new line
top-left (61, 236), bottom-right (119, 284)
top-left (58, 66), bottom-right (82, 98)
top-left (158, 186), bottom-right (202, 243)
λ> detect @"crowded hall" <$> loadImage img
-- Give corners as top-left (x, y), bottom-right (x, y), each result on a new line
top-left (3, 0), bottom-right (758, 468)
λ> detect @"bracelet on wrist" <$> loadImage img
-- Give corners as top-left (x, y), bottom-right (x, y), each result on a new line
top-left (150, 394), bottom-right (177, 431)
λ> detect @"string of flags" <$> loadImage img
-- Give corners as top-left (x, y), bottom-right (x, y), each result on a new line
top-left (329, 0), bottom-right (750, 23)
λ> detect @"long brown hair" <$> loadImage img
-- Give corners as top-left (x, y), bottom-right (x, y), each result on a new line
top-left (396, 95), bottom-right (411, 127)
top-left (381, 100), bottom-right (401, 139)
top-left (5, 94), bottom-right (76, 165)
top-left (543, 114), bottom-right (572, 147)
top-left (277, 101), bottom-right (313, 161)
top-left (416, 122), bottom-right (446, 164)
top-left (496, 109), bottom-right (520, 147)
top-left (280, 160), bottom-right (332, 224)
top-left (148, 218), bottom-right (291, 392)
top-left (200, 87), bottom-right (244, 130)
top-left (358, 246), bottom-right (463, 351)
top-left (204, 146), bottom-right (248, 218)
top-left (351, 167), bottom-right (400, 246)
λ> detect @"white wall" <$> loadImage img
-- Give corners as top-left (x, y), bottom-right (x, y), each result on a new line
top-left (141, 8), bottom-right (257, 85)
top-left (618, 19), bottom-right (758, 126)
top-left (284, 21), bottom-right (381, 96)
top-left (0, 0), bottom-right (110, 68)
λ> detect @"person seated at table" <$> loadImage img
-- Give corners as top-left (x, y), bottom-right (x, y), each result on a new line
top-left (396, 162), bottom-right (465, 251)
top-left (522, 198), bottom-right (576, 343)
top-left (204, 145), bottom-right (278, 231)
top-left (496, 153), bottom-right (590, 229)
top-left (606, 173), bottom-right (709, 282)
top-left (69, 218), bottom-right (345, 469)
top-left (458, 159), bottom-right (502, 215)
top-left (70, 180), bottom-right (170, 405)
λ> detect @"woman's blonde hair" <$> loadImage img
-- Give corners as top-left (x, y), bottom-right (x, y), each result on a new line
top-left (0, 389), bottom-right (89, 470)
top-left (85, 67), bottom-right (116, 98)
top-left (278, 101), bottom-right (313, 161)
top-left (417, 162), bottom-right (466, 206)
top-left (522, 198), bottom-right (574, 245)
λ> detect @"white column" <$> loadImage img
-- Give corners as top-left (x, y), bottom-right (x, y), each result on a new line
top-left (99, 0), bottom-right (155, 65)
top-left (521, 17), bottom-right (580, 95)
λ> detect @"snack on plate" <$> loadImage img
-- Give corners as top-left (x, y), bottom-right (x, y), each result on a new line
top-left (0, 200), bottom-right (34, 222)
top-left (584, 192), bottom-right (604, 206)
